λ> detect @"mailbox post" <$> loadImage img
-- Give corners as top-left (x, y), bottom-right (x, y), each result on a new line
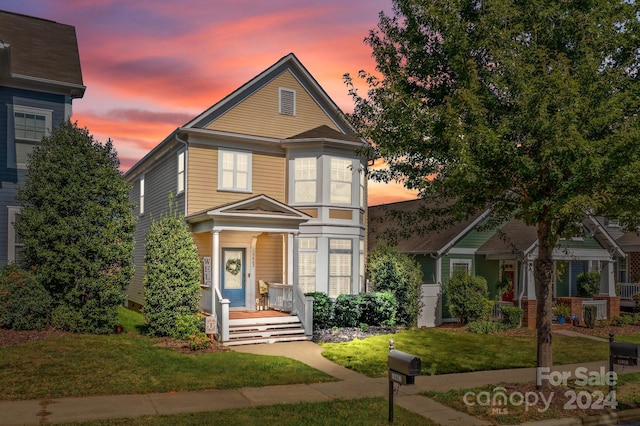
top-left (388, 339), bottom-right (421, 423)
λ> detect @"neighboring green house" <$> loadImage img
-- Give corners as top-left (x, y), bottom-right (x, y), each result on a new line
top-left (369, 200), bottom-right (623, 328)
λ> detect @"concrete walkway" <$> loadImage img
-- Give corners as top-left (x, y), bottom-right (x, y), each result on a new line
top-left (1, 340), bottom-right (639, 425)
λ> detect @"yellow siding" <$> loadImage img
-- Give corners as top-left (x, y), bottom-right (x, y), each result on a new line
top-left (187, 144), bottom-right (286, 215)
top-left (206, 70), bottom-right (340, 138)
top-left (256, 233), bottom-right (284, 283)
top-left (329, 209), bottom-right (353, 220)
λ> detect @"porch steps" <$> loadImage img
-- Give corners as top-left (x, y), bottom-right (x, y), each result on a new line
top-left (225, 315), bottom-right (309, 346)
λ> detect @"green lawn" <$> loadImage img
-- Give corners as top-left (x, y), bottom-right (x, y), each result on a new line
top-left (0, 308), bottom-right (334, 401)
top-left (58, 397), bottom-right (432, 426)
top-left (320, 329), bottom-right (610, 377)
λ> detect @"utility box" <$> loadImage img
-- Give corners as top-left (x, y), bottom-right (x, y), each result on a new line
top-left (388, 349), bottom-right (421, 385)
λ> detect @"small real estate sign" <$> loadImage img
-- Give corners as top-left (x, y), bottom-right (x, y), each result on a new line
top-left (205, 314), bottom-right (217, 335)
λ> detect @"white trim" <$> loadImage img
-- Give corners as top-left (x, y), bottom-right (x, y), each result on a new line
top-left (217, 149), bottom-right (252, 193)
top-left (7, 206), bottom-right (21, 263)
top-left (448, 248), bottom-right (477, 255)
top-left (139, 175), bottom-right (145, 215)
top-left (8, 104), bottom-right (52, 169)
top-left (177, 149), bottom-right (185, 194)
top-left (449, 258), bottom-right (472, 276)
top-left (279, 87), bottom-right (296, 116)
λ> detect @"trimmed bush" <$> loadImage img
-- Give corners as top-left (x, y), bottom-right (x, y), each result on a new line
top-left (467, 320), bottom-right (505, 334)
top-left (16, 121), bottom-right (135, 334)
top-left (501, 306), bottom-right (523, 329)
top-left (359, 292), bottom-right (398, 327)
top-left (633, 291), bottom-right (640, 313)
top-left (583, 305), bottom-right (597, 329)
top-left (367, 246), bottom-right (422, 327)
top-left (0, 265), bottom-right (52, 330)
top-left (144, 201), bottom-right (202, 337)
top-left (307, 292), bottom-right (333, 330)
top-left (577, 272), bottom-right (600, 298)
top-left (333, 294), bottom-right (361, 327)
top-left (446, 270), bottom-right (490, 324)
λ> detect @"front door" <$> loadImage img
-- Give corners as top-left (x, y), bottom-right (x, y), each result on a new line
top-left (222, 248), bottom-right (245, 307)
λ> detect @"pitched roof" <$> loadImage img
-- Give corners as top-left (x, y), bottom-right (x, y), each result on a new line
top-left (183, 53), bottom-right (354, 135)
top-left (368, 199), bottom-right (487, 254)
top-left (0, 10), bottom-right (84, 96)
top-left (288, 125), bottom-right (363, 143)
top-left (476, 219), bottom-right (538, 255)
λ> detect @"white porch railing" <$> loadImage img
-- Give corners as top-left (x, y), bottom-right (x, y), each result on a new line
top-left (492, 301), bottom-right (514, 321)
top-left (214, 286), bottom-right (229, 342)
top-left (620, 283), bottom-right (640, 300)
top-left (268, 283), bottom-right (294, 312)
top-left (582, 299), bottom-right (607, 321)
top-left (292, 285), bottom-right (314, 338)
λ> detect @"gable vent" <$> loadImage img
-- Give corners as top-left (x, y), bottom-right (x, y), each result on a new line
top-left (279, 88), bottom-right (296, 116)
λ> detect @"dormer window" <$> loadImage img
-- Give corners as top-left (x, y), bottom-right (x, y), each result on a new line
top-left (279, 88), bottom-right (295, 116)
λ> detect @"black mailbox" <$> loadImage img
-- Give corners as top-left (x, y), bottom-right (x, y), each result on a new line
top-left (611, 342), bottom-right (640, 359)
top-left (611, 341), bottom-right (640, 366)
top-left (388, 349), bottom-right (421, 385)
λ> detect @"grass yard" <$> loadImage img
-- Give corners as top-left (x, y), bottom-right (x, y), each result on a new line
top-left (0, 308), bottom-right (334, 401)
top-left (422, 372), bottom-right (640, 425)
top-left (320, 328), bottom-right (610, 377)
top-left (57, 397), bottom-right (432, 426)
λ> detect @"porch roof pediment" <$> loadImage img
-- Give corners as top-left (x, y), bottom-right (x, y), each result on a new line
top-left (186, 194), bottom-right (310, 230)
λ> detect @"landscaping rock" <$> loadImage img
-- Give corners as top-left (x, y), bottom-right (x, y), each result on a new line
top-left (312, 326), bottom-right (396, 343)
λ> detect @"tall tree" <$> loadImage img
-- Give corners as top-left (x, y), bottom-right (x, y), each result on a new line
top-left (16, 121), bottom-right (135, 333)
top-left (347, 0), bottom-right (640, 380)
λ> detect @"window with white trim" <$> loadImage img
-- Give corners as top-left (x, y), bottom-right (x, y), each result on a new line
top-left (177, 149), bottom-right (185, 194)
top-left (450, 259), bottom-right (472, 276)
top-left (298, 237), bottom-right (317, 293)
top-left (329, 239), bottom-right (352, 298)
top-left (330, 157), bottom-right (352, 204)
top-left (219, 149), bottom-right (251, 192)
top-left (139, 175), bottom-right (145, 215)
top-left (279, 88), bottom-right (296, 116)
top-left (294, 157), bottom-right (316, 203)
top-left (10, 105), bottom-right (52, 168)
top-left (7, 207), bottom-right (23, 264)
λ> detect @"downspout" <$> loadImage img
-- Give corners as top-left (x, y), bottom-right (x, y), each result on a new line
top-left (175, 131), bottom-right (188, 217)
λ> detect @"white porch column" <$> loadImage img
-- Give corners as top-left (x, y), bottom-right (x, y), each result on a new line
top-left (211, 230), bottom-right (220, 290)
top-left (525, 260), bottom-right (536, 299)
top-left (287, 232), bottom-right (296, 285)
top-left (602, 260), bottom-right (616, 296)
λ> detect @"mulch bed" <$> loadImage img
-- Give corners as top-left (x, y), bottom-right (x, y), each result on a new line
top-left (0, 328), bottom-right (68, 347)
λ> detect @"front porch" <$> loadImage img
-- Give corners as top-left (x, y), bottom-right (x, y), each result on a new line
top-left (211, 282), bottom-right (314, 346)
top-left (187, 195), bottom-right (314, 346)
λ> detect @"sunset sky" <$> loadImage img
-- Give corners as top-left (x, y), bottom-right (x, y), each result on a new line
top-left (4, 0), bottom-right (418, 205)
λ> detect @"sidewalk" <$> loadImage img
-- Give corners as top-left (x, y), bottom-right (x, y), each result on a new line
top-left (1, 340), bottom-right (639, 426)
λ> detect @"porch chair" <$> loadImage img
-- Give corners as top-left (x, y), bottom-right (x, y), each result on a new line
top-left (258, 280), bottom-right (269, 311)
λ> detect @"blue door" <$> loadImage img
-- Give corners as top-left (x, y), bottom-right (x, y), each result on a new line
top-left (222, 248), bottom-right (245, 307)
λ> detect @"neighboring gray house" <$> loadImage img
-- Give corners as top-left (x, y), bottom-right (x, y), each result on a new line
top-left (0, 10), bottom-right (85, 264)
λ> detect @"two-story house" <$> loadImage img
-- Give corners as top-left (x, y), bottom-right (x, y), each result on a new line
top-left (0, 10), bottom-right (85, 265)
top-left (125, 53), bottom-right (368, 345)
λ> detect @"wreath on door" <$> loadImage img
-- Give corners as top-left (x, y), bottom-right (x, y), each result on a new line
top-left (225, 258), bottom-right (241, 275)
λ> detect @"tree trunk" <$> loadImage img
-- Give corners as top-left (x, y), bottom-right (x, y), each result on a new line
top-left (535, 223), bottom-right (555, 389)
